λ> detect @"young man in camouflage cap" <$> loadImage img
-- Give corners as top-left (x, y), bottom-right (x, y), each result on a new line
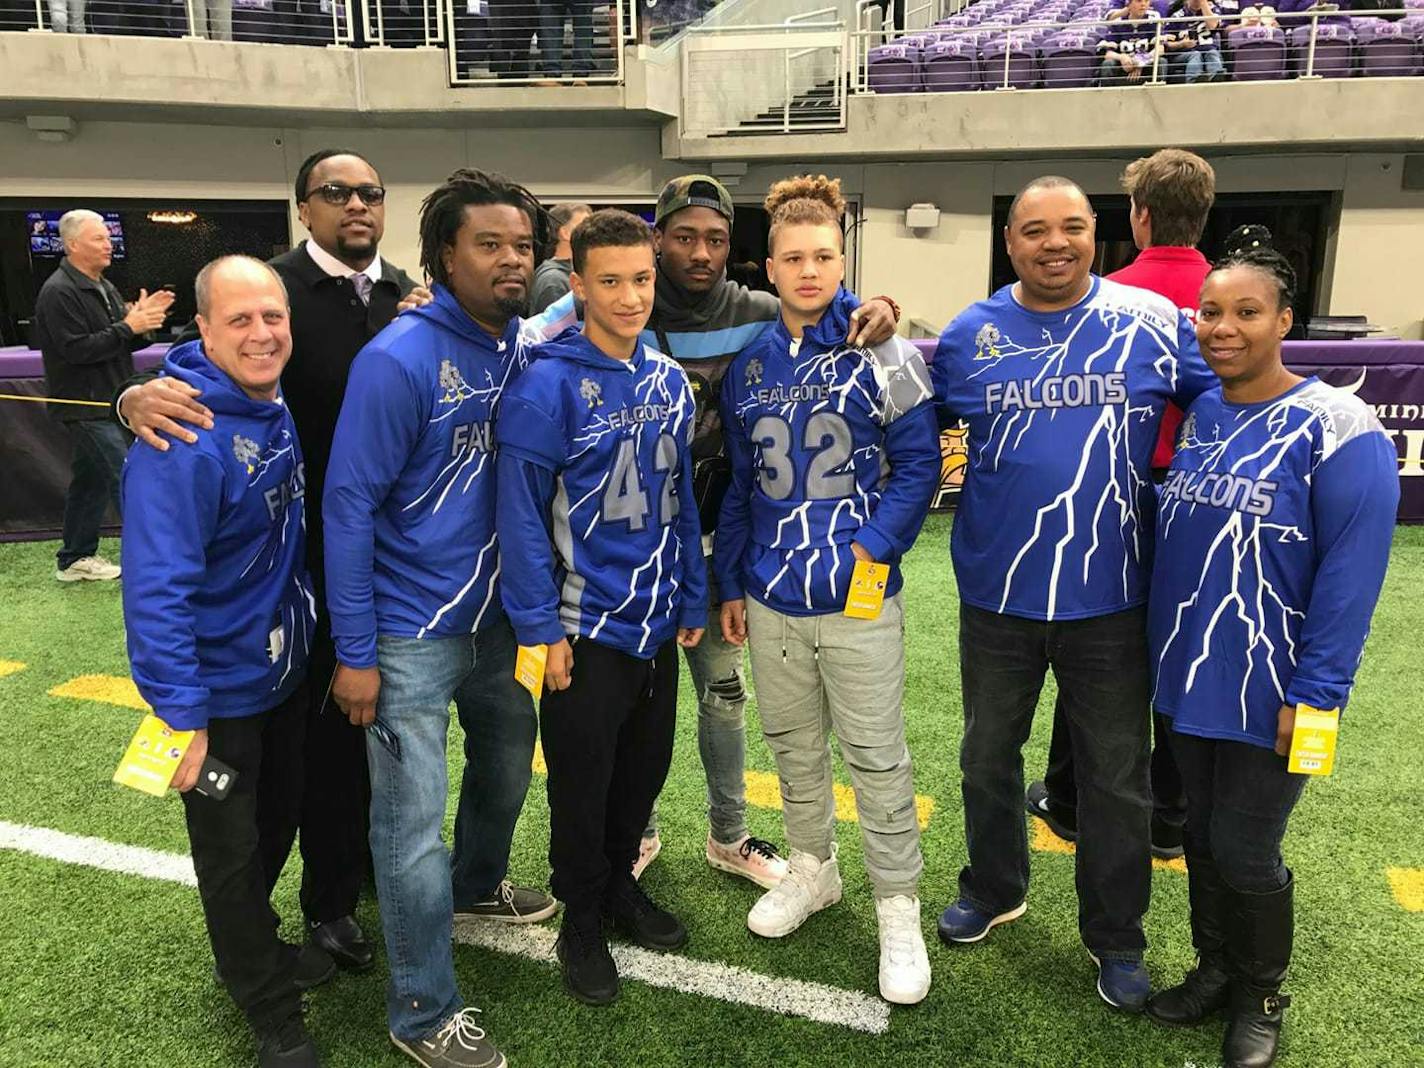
top-left (635, 174), bottom-right (902, 889)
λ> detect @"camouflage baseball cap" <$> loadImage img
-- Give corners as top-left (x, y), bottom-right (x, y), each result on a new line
top-left (654, 175), bottom-right (734, 227)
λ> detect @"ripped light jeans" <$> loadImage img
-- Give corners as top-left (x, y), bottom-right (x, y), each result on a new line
top-left (645, 601), bottom-right (752, 845)
top-left (743, 594), bottom-right (923, 897)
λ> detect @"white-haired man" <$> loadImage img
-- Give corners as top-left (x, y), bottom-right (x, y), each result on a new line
top-left (34, 209), bottom-right (173, 582)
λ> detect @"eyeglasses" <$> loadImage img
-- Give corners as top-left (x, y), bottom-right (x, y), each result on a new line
top-left (306, 183), bottom-right (387, 207)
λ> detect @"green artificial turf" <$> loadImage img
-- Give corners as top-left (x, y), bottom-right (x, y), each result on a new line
top-left (0, 518), bottom-right (1421, 1067)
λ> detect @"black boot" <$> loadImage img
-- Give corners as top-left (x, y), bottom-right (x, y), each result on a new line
top-left (1221, 873), bottom-right (1293, 1068)
top-left (555, 907), bottom-right (620, 1006)
top-left (1147, 852), bottom-right (1231, 1027)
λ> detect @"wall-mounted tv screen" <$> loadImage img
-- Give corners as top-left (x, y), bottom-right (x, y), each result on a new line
top-left (26, 210), bottom-right (126, 260)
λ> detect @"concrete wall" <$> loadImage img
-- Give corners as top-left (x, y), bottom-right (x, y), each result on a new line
top-left (1, 117), bottom-right (1419, 337)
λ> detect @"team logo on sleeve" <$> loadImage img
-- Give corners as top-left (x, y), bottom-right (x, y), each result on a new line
top-left (580, 378), bottom-right (604, 408)
top-left (745, 358), bottom-right (764, 386)
top-left (973, 324), bottom-right (1003, 361)
top-left (232, 434), bottom-right (261, 474)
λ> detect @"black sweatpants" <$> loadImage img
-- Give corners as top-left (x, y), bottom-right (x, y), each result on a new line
top-left (182, 683), bottom-right (307, 1035)
top-left (540, 638), bottom-right (678, 916)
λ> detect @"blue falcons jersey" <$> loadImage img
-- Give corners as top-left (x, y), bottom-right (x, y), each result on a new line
top-left (714, 290), bottom-right (941, 616)
top-left (324, 287), bottom-right (572, 669)
top-left (1150, 379), bottom-right (1398, 750)
top-left (496, 331), bottom-right (709, 659)
top-left (933, 276), bottom-right (1216, 621)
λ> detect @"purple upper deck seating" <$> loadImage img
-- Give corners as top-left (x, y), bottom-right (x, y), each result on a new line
top-left (868, 43), bottom-right (923, 92)
top-left (923, 36), bottom-right (981, 90)
top-left (1229, 23), bottom-right (1289, 78)
top-left (1353, 16), bottom-right (1422, 74)
top-left (1041, 31), bottom-right (1101, 84)
top-left (1289, 21), bottom-right (1355, 75)
top-left (979, 33), bottom-right (1040, 86)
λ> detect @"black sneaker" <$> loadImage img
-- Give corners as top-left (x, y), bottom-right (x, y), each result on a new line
top-left (1151, 816), bottom-right (1185, 860)
top-left (555, 913), bottom-right (620, 1006)
top-left (454, 880), bottom-right (559, 925)
top-left (606, 874), bottom-right (688, 951)
top-left (390, 1008), bottom-right (505, 1068)
top-left (1025, 780), bottom-right (1078, 842)
top-left (257, 1014), bottom-right (321, 1068)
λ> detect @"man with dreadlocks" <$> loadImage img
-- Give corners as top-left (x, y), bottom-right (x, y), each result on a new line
top-left (324, 169), bottom-right (573, 1068)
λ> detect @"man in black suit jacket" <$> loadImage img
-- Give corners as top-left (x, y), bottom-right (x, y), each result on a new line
top-left (116, 149), bottom-right (428, 979)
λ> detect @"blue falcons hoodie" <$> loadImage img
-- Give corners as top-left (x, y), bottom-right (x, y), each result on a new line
top-left (1149, 379), bottom-right (1398, 750)
top-left (933, 276), bottom-right (1217, 621)
top-left (121, 341), bottom-right (314, 730)
top-left (496, 330), bottom-right (709, 659)
top-left (713, 289), bottom-right (941, 616)
top-left (323, 284), bottom-right (560, 669)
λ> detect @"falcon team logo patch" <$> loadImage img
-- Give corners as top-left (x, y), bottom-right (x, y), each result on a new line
top-left (438, 359), bottom-right (472, 404)
top-left (745, 358), bottom-right (764, 386)
top-left (232, 434), bottom-right (260, 474)
top-left (974, 324), bottom-right (1003, 361)
top-left (580, 377), bottom-right (603, 408)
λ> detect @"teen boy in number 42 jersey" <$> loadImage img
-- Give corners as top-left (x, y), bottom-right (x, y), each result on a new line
top-left (497, 209), bottom-right (707, 1008)
top-left (931, 176), bottom-right (1216, 1015)
top-left (715, 175), bottom-right (940, 1007)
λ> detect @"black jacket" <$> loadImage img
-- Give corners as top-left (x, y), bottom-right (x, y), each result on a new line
top-left (116, 241), bottom-right (419, 603)
top-left (36, 259), bottom-right (147, 422)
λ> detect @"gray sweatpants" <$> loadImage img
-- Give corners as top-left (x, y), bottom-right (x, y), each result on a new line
top-left (745, 594), bottom-right (923, 898)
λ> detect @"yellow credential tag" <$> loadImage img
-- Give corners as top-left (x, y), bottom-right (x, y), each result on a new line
top-left (1287, 704), bottom-right (1340, 776)
top-left (113, 713), bottom-right (194, 797)
top-left (844, 560), bottom-right (890, 620)
top-left (515, 644), bottom-right (549, 700)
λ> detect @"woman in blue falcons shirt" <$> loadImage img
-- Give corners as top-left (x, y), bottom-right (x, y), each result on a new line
top-left (1146, 249), bottom-right (1398, 1068)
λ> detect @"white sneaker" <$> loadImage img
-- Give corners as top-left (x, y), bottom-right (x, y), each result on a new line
top-left (746, 845), bottom-right (841, 938)
top-left (706, 833), bottom-right (789, 889)
top-left (55, 555), bottom-right (121, 582)
top-left (876, 894), bottom-right (932, 1005)
top-left (631, 831), bottom-right (661, 880)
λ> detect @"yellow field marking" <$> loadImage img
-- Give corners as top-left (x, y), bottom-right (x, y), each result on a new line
top-left (48, 674), bottom-right (149, 711)
top-left (1031, 818), bottom-right (1187, 874)
top-left (529, 741), bottom-right (933, 829)
top-left (1386, 867), bottom-right (1424, 912)
top-left (0, 660), bottom-right (26, 678)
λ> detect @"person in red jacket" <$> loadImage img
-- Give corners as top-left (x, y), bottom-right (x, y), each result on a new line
top-left (1025, 148), bottom-right (1216, 862)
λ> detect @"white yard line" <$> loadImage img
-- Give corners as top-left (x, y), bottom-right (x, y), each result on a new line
top-left (0, 819), bottom-right (892, 1035)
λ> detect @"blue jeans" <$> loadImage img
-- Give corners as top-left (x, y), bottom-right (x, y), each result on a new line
top-left (59, 419), bottom-right (127, 569)
top-left (957, 603), bottom-right (1152, 961)
top-left (1181, 47), bottom-right (1225, 81)
top-left (366, 618), bottom-right (536, 1042)
top-left (1171, 731), bottom-right (1305, 893)
top-left (539, 0), bottom-right (594, 77)
top-left (644, 604), bottom-right (749, 844)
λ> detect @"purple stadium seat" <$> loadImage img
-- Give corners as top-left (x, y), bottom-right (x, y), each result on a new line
top-left (1289, 22), bottom-right (1354, 77)
top-left (1040, 32), bottom-right (1099, 86)
top-left (868, 43), bottom-right (922, 93)
top-left (1353, 17), bottom-right (1422, 75)
top-left (923, 37), bottom-right (981, 91)
top-left (979, 34), bottom-right (1039, 87)
top-left (1229, 24), bottom-right (1288, 79)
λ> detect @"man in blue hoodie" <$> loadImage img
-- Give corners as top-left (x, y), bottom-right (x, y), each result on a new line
top-left (323, 170), bottom-right (568, 1068)
top-left (496, 210), bottom-right (709, 1007)
top-left (121, 255), bottom-right (322, 1068)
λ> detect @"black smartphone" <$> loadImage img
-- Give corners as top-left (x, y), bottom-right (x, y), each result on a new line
top-left (194, 755), bottom-right (238, 801)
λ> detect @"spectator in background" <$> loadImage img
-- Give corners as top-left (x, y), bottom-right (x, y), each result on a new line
top-left (1025, 149), bottom-right (1217, 868)
top-left (540, 0), bottom-right (596, 81)
top-left (1167, 0), bottom-right (1226, 81)
top-left (488, 0), bottom-right (539, 76)
top-left (35, 209), bottom-right (173, 584)
top-left (1099, 0), bottom-right (1165, 83)
top-left (869, 0), bottom-right (904, 33)
top-left (47, 0), bottom-right (85, 30)
top-left (191, 0), bottom-right (234, 38)
top-left (531, 202), bottom-right (591, 312)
